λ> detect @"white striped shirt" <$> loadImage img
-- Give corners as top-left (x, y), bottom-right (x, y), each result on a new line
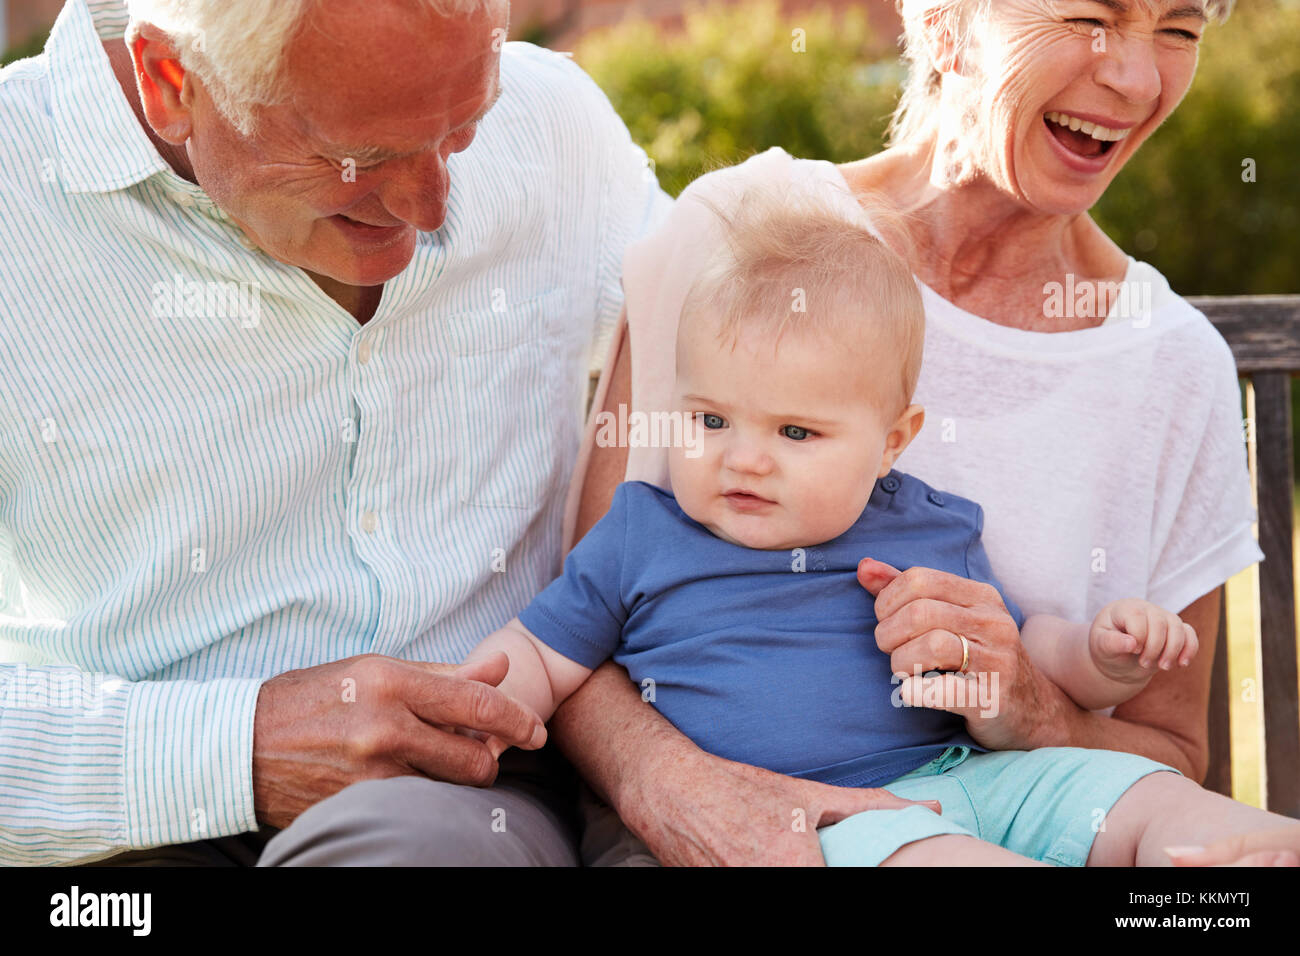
top-left (0, 0), bottom-right (671, 864)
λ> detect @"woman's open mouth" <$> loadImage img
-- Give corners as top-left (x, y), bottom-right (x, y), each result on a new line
top-left (1043, 111), bottom-right (1128, 166)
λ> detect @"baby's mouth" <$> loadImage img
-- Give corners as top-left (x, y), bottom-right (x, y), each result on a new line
top-left (723, 489), bottom-right (776, 511)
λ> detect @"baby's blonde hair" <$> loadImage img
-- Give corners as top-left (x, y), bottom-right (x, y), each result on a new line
top-left (680, 180), bottom-right (925, 422)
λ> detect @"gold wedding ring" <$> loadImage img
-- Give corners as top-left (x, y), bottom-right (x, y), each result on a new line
top-left (957, 633), bottom-right (970, 674)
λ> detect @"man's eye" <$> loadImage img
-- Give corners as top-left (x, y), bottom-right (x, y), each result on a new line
top-left (1067, 17), bottom-right (1105, 29)
top-left (332, 158), bottom-right (379, 173)
top-left (781, 425), bottom-right (812, 441)
top-left (1163, 29), bottom-right (1200, 41)
top-left (700, 414), bottom-right (725, 430)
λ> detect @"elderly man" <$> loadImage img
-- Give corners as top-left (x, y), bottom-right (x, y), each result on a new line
top-left (0, 0), bottom-right (672, 865)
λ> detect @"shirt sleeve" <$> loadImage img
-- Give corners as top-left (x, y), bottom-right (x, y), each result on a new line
top-left (965, 505), bottom-right (1027, 630)
top-left (1146, 333), bottom-right (1264, 615)
top-left (0, 661), bottom-right (262, 865)
top-left (518, 483), bottom-right (633, 669)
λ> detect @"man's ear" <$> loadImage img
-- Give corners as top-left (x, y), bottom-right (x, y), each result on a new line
top-left (128, 23), bottom-right (192, 146)
top-left (878, 403), bottom-right (925, 476)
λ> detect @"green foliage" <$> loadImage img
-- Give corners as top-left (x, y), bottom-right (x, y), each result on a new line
top-left (1094, 0), bottom-right (1300, 295)
top-left (576, 1), bottom-right (901, 197)
top-left (577, 0), bottom-right (1299, 296)
top-left (1, 28), bottom-right (50, 67)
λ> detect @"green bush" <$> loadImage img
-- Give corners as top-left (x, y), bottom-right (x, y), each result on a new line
top-left (575, 1), bottom-right (901, 198)
top-left (1095, 0), bottom-right (1300, 296)
top-left (576, 0), bottom-right (1300, 297)
top-left (1, 28), bottom-right (49, 66)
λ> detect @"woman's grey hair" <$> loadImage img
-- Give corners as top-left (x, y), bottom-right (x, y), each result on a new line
top-left (887, 0), bottom-right (1237, 147)
top-left (125, 0), bottom-right (499, 137)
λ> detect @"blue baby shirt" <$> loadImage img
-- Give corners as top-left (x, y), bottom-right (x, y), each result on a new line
top-left (518, 471), bottom-right (1026, 788)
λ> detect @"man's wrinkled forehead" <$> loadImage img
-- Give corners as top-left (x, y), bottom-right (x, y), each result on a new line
top-left (281, 0), bottom-right (507, 155)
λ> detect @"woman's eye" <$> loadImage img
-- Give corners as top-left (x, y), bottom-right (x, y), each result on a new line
top-left (1067, 17), bottom-right (1105, 29)
top-left (701, 414), bottom-right (725, 430)
top-left (781, 425), bottom-right (812, 441)
top-left (1163, 29), bottom-right (1200, 41)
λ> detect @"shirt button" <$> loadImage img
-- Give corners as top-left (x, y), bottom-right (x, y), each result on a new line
top-left (170, 190), bottom-right (194, 208)
top-left (927, 491), bottom-right (946, 507)
top-left (360, 511), bottom-right (378, 534)
top-left (357, 339), bottom-right (372, 365)
top-left (881, 475), bottom-right (901, 493)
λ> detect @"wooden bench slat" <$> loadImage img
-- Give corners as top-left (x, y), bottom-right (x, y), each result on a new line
top-left (1206, 597), bottom-right (1232, 797)
top-left (1251, 372), bottom-right (1300, 816)
top-left (1193, 296), bottom-right (1300, 373)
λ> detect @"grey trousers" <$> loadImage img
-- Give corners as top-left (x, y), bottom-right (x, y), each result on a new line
top-left (92, 747), bottom-right (584, 867)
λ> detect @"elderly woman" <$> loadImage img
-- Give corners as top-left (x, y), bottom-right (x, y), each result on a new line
top-left (549, 0), bottom-right (1277, 864)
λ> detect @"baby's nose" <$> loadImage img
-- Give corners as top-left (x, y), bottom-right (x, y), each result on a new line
top-left (724, 442), bottom-right (775, 474)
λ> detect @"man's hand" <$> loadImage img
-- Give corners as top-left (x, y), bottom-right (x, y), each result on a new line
top-left (618, 744), bottom-right (942, 866)
top-left (251, 652), bottom-right (546, 830)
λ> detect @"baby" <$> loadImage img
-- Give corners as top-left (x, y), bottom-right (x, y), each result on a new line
top-left (464, 184), bottom-right (1263, 866)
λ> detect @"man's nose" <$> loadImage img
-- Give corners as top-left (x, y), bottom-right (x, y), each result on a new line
top-left (376, 150), bottom-right (451, 233)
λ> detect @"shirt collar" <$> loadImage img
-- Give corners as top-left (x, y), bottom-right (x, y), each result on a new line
top-left (47, 0), bottom-right (169, 194)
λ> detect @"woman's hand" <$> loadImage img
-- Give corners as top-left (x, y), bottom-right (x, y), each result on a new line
top-left (858, 557), bottom-right (1073, 752)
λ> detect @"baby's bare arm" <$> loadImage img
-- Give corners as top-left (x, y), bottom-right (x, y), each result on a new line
top-left (463, 618), bottom-right (595, 726)
top-left (1021, 602), bottom-right (1196, 711)
top-left (1019, 613), bottom-right (1137, 711)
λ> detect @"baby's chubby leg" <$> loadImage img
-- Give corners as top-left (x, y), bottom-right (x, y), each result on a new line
top-left (1088, 771), bottom-right (1298, 866)
top-left (881, 834), bottom-right (1047, 866)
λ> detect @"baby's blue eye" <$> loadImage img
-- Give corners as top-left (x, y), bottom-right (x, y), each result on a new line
top-left (782, 425), bottom-right (811, 441)
top-left (702, 414), bottom-right (725, 429)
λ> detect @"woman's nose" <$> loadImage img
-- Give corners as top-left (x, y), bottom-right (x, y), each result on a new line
top-left (1094, 30), bottom-right (1163, 105)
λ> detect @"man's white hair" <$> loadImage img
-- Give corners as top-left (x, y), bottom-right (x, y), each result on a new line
top-left (888, 0), bottom-right (1236, 147)
top-left (125, 0), bottom-right (498, 137)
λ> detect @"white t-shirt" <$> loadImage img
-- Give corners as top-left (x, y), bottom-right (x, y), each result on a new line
top-left (592, 146), bottom-right (1262, 624)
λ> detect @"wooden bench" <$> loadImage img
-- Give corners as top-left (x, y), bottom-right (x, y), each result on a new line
top-left (1195, 295), bottom-right (1300, 818)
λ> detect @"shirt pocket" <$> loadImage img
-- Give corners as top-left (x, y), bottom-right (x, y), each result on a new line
top-left (446, 287), bottom-right (568, 509)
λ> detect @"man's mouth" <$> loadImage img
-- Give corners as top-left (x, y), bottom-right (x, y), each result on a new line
top-left (332, 213), bottom-right (406, 241)
top-left (1043, 111), bottom-right (1130, 160)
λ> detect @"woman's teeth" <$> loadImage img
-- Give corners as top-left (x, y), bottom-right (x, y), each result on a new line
top-left (1044, 111), bottom-right (1131, 143)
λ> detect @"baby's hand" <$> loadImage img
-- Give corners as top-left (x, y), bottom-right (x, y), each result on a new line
top-left (1089, 598), bottom-right (1199, 684)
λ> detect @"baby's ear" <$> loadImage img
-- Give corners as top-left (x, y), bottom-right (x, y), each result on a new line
top-left (880, 403), bottom-right (925, 472)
